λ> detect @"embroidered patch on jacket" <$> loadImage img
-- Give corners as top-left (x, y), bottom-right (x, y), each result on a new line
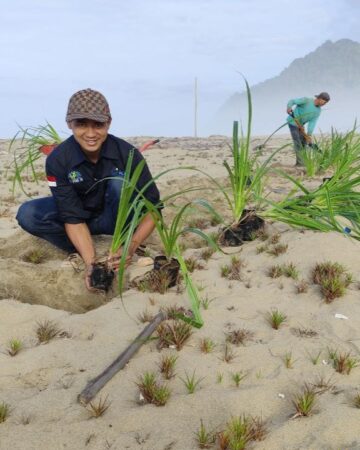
top-left (47, 176), bottom-right (57, 187)
top-left (68, 170), bottom-right (84, 183)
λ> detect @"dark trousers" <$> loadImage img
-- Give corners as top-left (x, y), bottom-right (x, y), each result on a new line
top-left (288, 124), bottom-right (307, 165)
top-left (16, 177), bottom-right (123, 253)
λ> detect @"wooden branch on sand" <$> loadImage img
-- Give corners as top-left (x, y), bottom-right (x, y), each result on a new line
top-left (78, 311), bottom-right (167, 405)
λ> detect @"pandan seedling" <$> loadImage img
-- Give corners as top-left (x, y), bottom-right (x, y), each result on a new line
top-left (225, 328), bottom-right (254, 346)
top-left (199, 338), bottom-right (216, 353)
top-left (0, 402), bottom-right (10, 423)
top-left (8, 122), bottom-right (62, 195)
top-left (111, 150), bottom-right (217, 329)
top-left (321, 277), bottom-right (346, 302)
top-left (248, 415), bottom-right (268, 441)
top-left (156, 320), bottom-right (193, 351)
top-left (353, 393), bottom-right (360, 409)
top-left (220, 416), bottom-right (249, 450)
top-left (186, 217), bottom-right (209, 230)
top-left (136, 372), bottom-right (171, 406)
top-left (231, 371), bottom-right (247, 387)
top-left (158, 354), bottom-right (178, 380)
top-left (283, 263), bottom-right (301, 280)
top-left (296, 279), bottom-right (309, 293)
top-left (151, 385), bottom-right (171, 406)
top-left (6, 338), bottom-right (23, 356)
top-left (200, 247), bottom-right (215, 261)
top-left (306, 350), bottom-right (322, 365)
top-left (200, 295), bottom-right (214, 310)
top-left (283, 351), bottom-right (294, 369)
top-left (135, 270), bottom-right (174, 294)
top-left (333, 352), bottom-right (358, 375)
top-left (140, 197), bottom-right (218, 327)
top-left (298, 146), bottom-right (323, 177)
top-left (136, 309), bottom-right (154, 323)
top-left (267, 309), bottom-right (287, 330)
top-left (195, 419), bottom-right (216, 448)
top-left (220, 256), bottom-right (244, 281)
top-left (179, 370), bottom-right (204, 394)
top-left (312, 261), bottom-right (346, 284)
top-left (256, 244), bottom-right (268, 254)
top-left (221, 265), bottom-right (231, 278)
top-left (291, 384), bottom-right (317, 418)
top-left (262, 130), bottom-right (360, 241)
top-left (185, 256), bottom-right (204, 273)
top-left (162, 304), bottom-right (184, 320)
top-left (218, 414), bottom-right (267, 449)
top-left (282, 263), bottom-right (299, 280)
top-left (267, 243), bottom-right (288, 256)
top-left (217, 431), bottom-right (229, 450)
top-left (327, 348), bottom-right (339, 369)
top-left (327, 347), bottom-right (338, 360)
top-left (312, 261), bottom-right (351, 302)
top-left (310, 375), bottom-right (336, 395)
top-left (184, 256), bottom-right (203, 273)
top-left (36, 320), bottom-right (61, 343)
top-left (269, 233), bottom-right (281, 244)
top-left (87, 395), bottom-right (111, 418)
top-left (255, 229), bottom-right (269, 241)
top-left (268, 265), bottom-right (283, 278)
top-left (222, 343), bottom-right (237, 363)
top-left (211, 80), bottom-right (282, 248)
top-left (216, 372), bottom-right (224, 384)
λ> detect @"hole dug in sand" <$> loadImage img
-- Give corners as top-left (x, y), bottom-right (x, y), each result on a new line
top-left (0, 233), bottom-right (116, 313)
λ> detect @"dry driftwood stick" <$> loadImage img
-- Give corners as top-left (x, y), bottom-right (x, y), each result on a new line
top-left (78, 311), bottom-right (167, 405)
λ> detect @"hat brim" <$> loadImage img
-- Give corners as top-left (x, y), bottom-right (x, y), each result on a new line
top-left (66, 112), bottom-right (111, 123)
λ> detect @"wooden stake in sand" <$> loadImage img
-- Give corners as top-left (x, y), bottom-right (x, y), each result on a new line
top-left (78, 311), bottom-right (167, 405)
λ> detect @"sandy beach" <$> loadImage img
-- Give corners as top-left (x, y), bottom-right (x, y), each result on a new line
top-left (1, 136), bottom-right (360, 450)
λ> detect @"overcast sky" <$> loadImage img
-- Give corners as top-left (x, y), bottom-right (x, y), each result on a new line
top-left (1, 0), bottom-right (359, 138)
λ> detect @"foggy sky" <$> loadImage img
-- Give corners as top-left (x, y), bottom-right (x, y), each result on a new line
top-left (1, 0), bottom-right (359, 138)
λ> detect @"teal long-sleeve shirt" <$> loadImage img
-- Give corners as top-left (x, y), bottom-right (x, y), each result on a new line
top-left (286, 97), bottom-right (321, 135)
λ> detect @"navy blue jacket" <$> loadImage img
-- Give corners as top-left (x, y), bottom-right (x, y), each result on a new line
top-left (45, 134), bottom-right (160, 224)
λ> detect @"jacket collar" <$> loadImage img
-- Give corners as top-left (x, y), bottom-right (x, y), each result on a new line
top-left (69, 134), bottom-right (119, 166)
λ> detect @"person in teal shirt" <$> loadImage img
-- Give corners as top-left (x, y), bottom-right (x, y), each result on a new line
top-left (286, 92), bottom-right (330, 166)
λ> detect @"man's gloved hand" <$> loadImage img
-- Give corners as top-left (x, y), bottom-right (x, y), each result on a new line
top-left (287, 107), bottom-right (293, 115)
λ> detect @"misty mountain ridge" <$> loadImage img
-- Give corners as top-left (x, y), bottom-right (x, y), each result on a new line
top-left (212, 39), bottom-right (360, 135)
